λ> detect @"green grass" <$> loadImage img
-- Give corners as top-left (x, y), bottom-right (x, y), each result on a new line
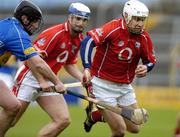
top-left (6, 105), bottom-right (178, 137)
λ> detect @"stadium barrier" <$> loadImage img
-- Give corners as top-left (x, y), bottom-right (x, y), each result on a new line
top-left (135, 86), bottom-right (180, 109)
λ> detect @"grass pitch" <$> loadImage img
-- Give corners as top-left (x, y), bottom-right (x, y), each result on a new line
top-left (6, 105), bottom-right (178, 137)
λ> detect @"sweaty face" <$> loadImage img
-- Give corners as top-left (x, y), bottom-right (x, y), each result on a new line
top-left (127, 16), bottom-right (147, 35)
top-left (69, 15), bottom-right (89, 33)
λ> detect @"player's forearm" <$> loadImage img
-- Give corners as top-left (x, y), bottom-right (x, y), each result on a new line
top-left (27, 56), bottom-right (61, 85)
top-left (64, 64), bottom-right (83, 81)
top-left (30, 65), bottom-right (46, 84)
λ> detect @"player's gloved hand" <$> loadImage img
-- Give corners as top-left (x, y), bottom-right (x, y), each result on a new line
top-left (81, 68), bottom-right (91, 86)
top-left (135, 64), bottom-right (147, 78)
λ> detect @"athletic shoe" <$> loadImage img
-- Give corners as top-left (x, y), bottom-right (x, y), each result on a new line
top-left (83, 106), bottom-right (96, 132)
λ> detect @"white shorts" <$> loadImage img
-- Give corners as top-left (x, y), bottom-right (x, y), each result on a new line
top-left (91, 77), bottom-right (137, 107)
top-left (13, 68), bottom-right (60, 102)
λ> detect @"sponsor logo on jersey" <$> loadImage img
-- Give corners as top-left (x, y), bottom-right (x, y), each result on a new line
top-left (24, 47), bottom-right (36, 55)
top-left (95, 28), bottom-right (103, 36)
top-left (37, 38), bottom-right (45, 46)
top-left (118, 47), bottom-right (133, 62)
top-left (0, 41), bottom-right (4, 48)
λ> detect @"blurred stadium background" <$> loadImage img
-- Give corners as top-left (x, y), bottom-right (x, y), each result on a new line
top-left (0, 0), bottom-right (180, 137)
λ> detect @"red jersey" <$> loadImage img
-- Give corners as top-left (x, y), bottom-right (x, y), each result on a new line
top-left (32, 22), bottom-right (83, 74)
top-left (88, 18), bottom-right (156, 83)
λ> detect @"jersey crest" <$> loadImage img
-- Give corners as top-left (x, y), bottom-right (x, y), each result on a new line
top-left (118, 40), bottom-right (124, 47)
top-left (135, 42), bottom-right (141, 48)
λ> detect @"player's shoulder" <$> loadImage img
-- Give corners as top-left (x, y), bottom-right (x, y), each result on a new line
top-left (141, 31), bottom-right (151, 38)
top-left (99, 18), bottom-right (125, 37)
top-left (107, 18), bottom-right (124, 29)
top-left (142, 30), bottom-right (149, 35)
top-left (102, 18), bottom-right (125, 37)
top-left (0, 18), bottom-right (23, 33)
top-left (42, 23), bottom-right (65, 35)
top-left (0, 18), bottom-right (30, 41)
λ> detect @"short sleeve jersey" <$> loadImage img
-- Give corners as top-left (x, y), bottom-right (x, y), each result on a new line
top-left (0, 17), bottom-right (37, 66)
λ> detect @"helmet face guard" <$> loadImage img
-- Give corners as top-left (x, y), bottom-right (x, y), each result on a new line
top-left (14, 0), bottom-right (43, 35)
top-left (24, 18), bottom-right (43, 36)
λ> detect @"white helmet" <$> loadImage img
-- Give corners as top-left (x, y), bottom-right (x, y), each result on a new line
top-left (123, 0), bottom-right (149, 24)
top-left (68, 2), bottom-right (91, 19)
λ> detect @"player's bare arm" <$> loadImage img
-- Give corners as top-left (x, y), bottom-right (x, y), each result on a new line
top-left (26, 55), bottom-right (66, 93)
top-left (29, 66), bottom-right (52, 92)
top-left (64, 64), bottom-right (83, 81)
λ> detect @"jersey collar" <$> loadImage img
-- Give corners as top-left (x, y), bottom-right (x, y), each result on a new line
top-left (64, 22), bottom-right (69, 32)
top-left (121, 19), bottom-right (127, 30)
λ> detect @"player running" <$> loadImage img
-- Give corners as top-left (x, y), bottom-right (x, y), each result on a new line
top-left (0, 0), bottom-right (65, 136)
top-left (11, 2), bottom-right (91, 137)
top-left (80, 0), bottom-right (156, 137)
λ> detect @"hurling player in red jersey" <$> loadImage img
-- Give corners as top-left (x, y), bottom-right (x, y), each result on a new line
top-left (11, 3), bottom-right (90, 137)
top-left (80, 0), bottom-right (156, 137)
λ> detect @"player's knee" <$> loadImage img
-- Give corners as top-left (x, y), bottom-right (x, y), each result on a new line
top-left (61, 116), bottom-right (71, 128)
top-left (6, 101), bottom-right (21, 116)
top-left (113, 124), bottom-right (126, 136)
top-left (128, 125), bottom-right (140, 134)
top-left (10, 101), bottom-right (21, 112)
top-left (56, 116), bottom-right (71, 130)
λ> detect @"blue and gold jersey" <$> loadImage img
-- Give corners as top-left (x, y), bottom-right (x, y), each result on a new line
top-left (0, 17), bottom-right (37, 66)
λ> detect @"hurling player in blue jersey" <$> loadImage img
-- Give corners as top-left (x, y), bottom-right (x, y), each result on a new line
top-left (0, 1), bottom-right (66, 136)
